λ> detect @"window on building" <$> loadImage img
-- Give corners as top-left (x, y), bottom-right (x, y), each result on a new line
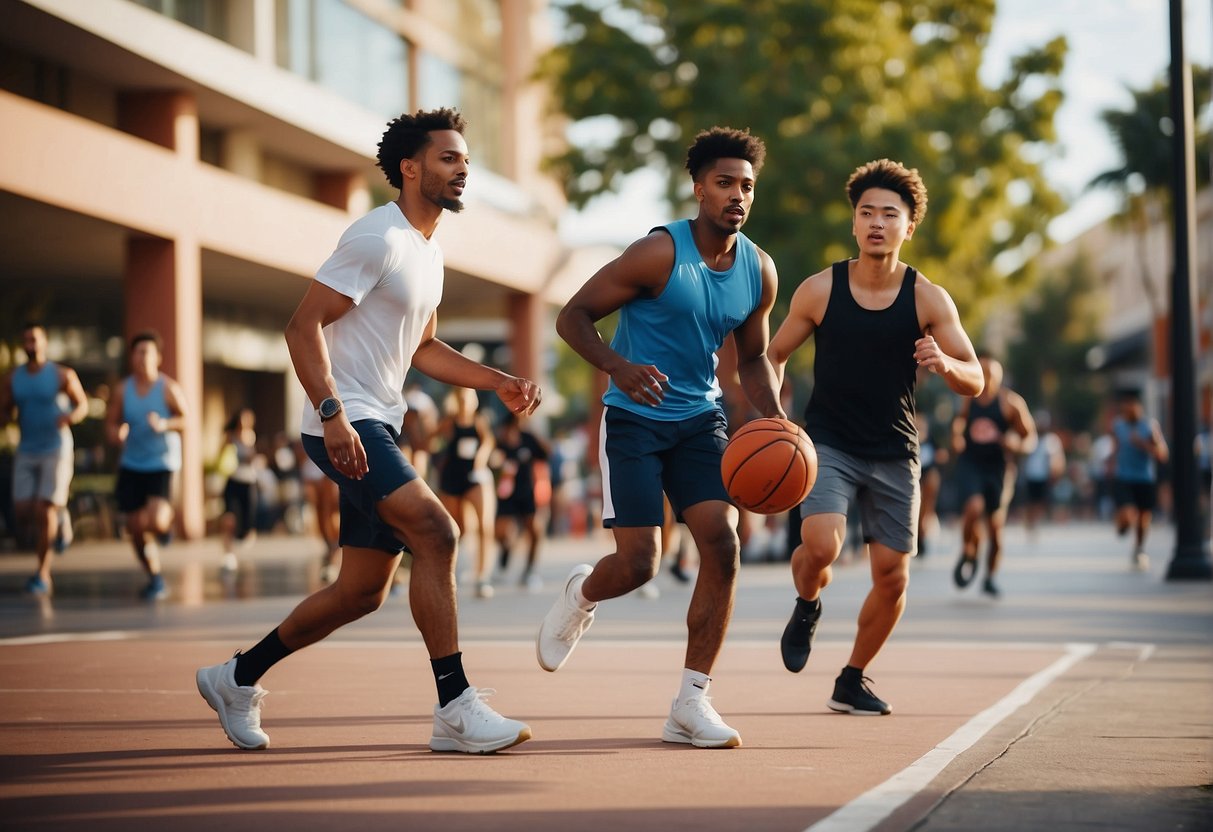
top-left (133, 0), bottom-right (228, 40)
top-left (419, 55), bottom-right (502, 174)
top-left (275, 0), bottom-right (409, 119)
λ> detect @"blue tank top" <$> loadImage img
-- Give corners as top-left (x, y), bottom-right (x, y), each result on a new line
top-left (120, 376), bottom-right (181, 472)
top-left (602, 220), bottom-right (762, 421)
top-left (1113, 417), bottom-right (1155, 483)
top-left (11, 362), bottom-right (68, 454)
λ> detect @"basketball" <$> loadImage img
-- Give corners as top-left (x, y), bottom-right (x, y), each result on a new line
top-left (721, 418), bottom-right (818, 515)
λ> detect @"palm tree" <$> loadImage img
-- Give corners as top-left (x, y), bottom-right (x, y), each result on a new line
top-left (1087, 69), bottom-right (1211, 318)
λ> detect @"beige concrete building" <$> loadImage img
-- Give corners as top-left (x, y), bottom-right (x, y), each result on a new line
top-left (0, 0), bottom-right (610, 538)
top-left (1037, 189), bottom-right (1212, 427)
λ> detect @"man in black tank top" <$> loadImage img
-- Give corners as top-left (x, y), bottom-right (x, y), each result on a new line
top-left (950, 355), bottom-right (1036, 597)
top-left (768, 159), bottom-right (984, 716)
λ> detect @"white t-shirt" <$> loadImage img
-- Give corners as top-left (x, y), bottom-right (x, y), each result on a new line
top-left (300, 202), bottom-right (444, 436)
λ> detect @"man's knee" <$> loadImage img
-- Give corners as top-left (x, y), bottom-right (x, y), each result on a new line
top-left (873, 561), bottom-right (909, 600)
top-left (619, 543), bottom-right (661, 585)
top-left (696, 524), bottom-right (740, 578)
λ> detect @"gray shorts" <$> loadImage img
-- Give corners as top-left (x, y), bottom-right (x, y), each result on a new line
top-left (13, 447), bottom-right (74, 507)
top-left (799, 444), bottom-right (920, 555)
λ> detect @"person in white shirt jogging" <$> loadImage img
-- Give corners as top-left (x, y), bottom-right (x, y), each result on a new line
top-left (196, 108), bottom-right (540, 754)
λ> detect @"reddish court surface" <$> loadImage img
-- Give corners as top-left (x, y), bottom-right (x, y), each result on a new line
top-left (0, 639), bottom-right (1068, 832)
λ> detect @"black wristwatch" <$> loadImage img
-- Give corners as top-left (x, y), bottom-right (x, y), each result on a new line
top-left (318, 397), bottom-right (343, 423)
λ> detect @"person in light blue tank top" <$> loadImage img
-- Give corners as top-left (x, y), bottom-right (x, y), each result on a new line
top-left (0, 322), bottom-right (88, 595)
top-left (1108, 389), bottom-right (1169, 569)
top-left (106, 331), bottom-right (189, 600)
top-left (539, 127), bottom-right (786, 749)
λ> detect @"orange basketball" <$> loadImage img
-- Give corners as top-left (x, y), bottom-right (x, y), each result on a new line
top-left (721, 417), bottom-right (818, 515)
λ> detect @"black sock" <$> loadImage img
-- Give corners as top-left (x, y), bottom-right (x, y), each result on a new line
top-left (233, 628), bottom-right (293, 687)
top-left (795, 596), bottom-right (821, 619)
top-left (432, 652), bottom-right (470, 707)
top-left (840, 664), bottom-right (864, 684)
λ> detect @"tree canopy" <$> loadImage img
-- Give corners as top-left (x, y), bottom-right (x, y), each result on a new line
top-left (540, 0), bottom-right (1067, 332)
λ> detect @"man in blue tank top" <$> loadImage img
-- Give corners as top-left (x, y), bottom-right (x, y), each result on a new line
top-left (1108, 388), bottom-right (1168, 570)
top-left (950, 354), bottom-right (1036, 597)
top-left (105, 331), bottom-right (189, 601)
top-left (768, 159), bottom-right (984, 716)
top-left (537, 127), bottom-right (786, 748)
top-left (0, 322), bottom-right (88, 595)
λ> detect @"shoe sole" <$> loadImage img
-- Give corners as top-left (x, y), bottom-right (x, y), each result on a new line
top-left (536, 565), bottom-right (594, 672)
top-left (196, 670), bottom-right (269, 750)
top-left (661, 721), bottom-right (742, 748)
top-left (429, 726), bottom-right (532, 754)
top-left (827, 698), bottom-right (891, 716)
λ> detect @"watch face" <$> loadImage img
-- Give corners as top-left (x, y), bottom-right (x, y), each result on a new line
top-left (320, 398), bottom-right (341, 419)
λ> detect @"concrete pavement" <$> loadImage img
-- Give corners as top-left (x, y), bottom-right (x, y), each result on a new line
top-left (0, 520), bottom-right (1210, 830)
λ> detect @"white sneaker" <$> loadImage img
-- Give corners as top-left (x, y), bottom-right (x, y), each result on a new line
top-left (429, 687), bottom-right (532, 753)
top-left (662, 695), bottom-right (742, 748)
top-left (221, 552), bottom-right (239, 573)
top-left (523, 572), bottom-right (544, 593)
top-left (536, 564), bottom-right (595, 672)
top-left (638, 580), bottom-right (661, 600)
top-left (196, 656), bottom-right (270, 750)
top-left (475, 579), bottom-right (495, 599)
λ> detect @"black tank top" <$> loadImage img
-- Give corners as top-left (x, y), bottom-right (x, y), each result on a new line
top-left (802, 260), bottom-right (921, 460)
top-left (439, 422), bottom-right (480, 490)
top-left (960, 394), bottom-right (1009, 467)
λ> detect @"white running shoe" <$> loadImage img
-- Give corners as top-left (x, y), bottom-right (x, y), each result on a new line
top-left (536, 564), bottom-right (595, 672)
top-left (661, 695), bottom-right (742, 748)
top-left (429, 687), bottom-right (532, 753)
top-left (196, 655), bottom-right (270, 750)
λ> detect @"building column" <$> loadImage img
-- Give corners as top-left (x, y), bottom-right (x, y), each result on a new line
top-left (507, 291), bottom-right (545, 390)
top-left (315, 171), bottom-right (369, 214)
top-left (124, 235), bottom-right (205, 540)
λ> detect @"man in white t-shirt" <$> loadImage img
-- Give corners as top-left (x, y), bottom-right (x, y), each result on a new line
top-left (197, 108), bottom-right (541, 754)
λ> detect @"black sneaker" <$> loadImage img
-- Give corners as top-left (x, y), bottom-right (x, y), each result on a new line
top-left (780, 598), bottom-right (821, 673)
top-left (953, 555), bottom-right (978, 588)
top-left (669, 561), bottom-right (691, 584)
top-left (828, 672), bottom-right (891, 715)
top-left (982, 577), bottom-right (1001, 598)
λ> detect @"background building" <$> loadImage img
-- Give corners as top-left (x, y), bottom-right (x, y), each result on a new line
top-left (0, 0), bottom-right (612, 538)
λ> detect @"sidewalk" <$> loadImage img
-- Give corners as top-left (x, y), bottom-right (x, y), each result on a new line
top-left (1, 521), bottom-right (1210, 831)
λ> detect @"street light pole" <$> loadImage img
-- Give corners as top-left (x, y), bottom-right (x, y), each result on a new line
top-left (1165, 0), bottom-right (1212, 579)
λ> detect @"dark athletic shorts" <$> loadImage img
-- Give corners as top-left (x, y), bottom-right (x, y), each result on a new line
top-left (302, 420), bottom-right (418, 555)
top-left (1114, 479), bottom-right (1157, 512)
top-left (955, 456), bottom-right (1014, 516)
top-left (115, 468), bottom-right (173, 513)
top-left (223, 479), bottom-right (257, 539)
top-left (599, 406), bottom-right (730, 528)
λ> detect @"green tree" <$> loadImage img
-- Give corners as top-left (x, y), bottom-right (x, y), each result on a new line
top-left (541, 0), bottom-right (1067, 343)
top-left (1087, 68), bottom-right (1212, 317)
top-left (1005, 253), bottom-right (1104, 433)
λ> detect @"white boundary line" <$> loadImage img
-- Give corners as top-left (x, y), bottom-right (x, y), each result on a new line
top-left (0, 630), bottom-right (133, 646)
top-left (801, 641), bottom-right (1102, 832)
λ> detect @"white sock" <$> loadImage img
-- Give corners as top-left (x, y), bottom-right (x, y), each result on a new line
top-left (679, 668), bottom-right (711, 702)
top-left (572, 578), bottom-right (596, 611)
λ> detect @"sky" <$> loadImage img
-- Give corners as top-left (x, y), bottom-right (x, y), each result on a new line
top-left (557, 0), bottom-right (1213, 248)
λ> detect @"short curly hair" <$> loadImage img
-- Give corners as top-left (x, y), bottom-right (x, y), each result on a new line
top-left (846, 159), bottom-right (928, 225)
top-left (684, 126), bottom-right (766, 180)
top-left (376, 108), bottom-right (468, 190)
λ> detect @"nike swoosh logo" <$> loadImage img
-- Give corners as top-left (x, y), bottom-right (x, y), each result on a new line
top-left (438, 672), bottom-right (456, 681)
top-left (448, 714), bottom-right (465, 733)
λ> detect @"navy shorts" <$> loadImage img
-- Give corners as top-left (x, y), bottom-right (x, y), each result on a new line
top-left (302, 420), bottom-right (419, 555)
top-left (1114, 479), bottom-right (1157, 512)
top-left (115, 468), bottom-right (173, 513)
top-left (955, 456), bottom-right (1014, 516)
top-left (599, 406), bottom-right (731, 528)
